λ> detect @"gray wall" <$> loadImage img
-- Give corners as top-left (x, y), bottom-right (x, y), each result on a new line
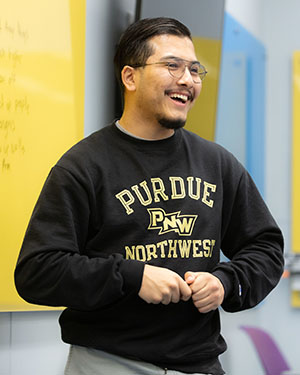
top-left (84, 0), bottom-right (136, 136)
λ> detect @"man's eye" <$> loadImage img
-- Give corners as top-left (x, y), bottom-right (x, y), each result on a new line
top-left (190, 65), bottom-right (200, 74)
top-left (168, 62), bottom-right (180, 69)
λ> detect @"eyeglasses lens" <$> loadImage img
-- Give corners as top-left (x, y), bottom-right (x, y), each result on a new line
top-left (168, 61), bottom-right (206, 83)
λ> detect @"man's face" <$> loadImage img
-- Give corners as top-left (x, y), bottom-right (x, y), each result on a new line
top-left (133, 34), bottom-right (202, 130)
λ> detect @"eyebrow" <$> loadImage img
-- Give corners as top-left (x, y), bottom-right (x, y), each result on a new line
top-left (159, 55), bottom-right (201, 65)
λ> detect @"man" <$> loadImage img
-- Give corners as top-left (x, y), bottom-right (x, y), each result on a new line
top-left (15, 17), bottom-right (284, 375)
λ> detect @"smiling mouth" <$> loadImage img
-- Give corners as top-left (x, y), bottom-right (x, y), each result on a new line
top-left (166, 91), bottom-right (193, 104)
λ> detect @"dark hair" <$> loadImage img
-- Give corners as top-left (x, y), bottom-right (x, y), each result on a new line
top-left (114, 17), bottom-right (192, 93)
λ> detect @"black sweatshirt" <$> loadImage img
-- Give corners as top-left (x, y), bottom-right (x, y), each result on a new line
top-left (15, 123), bottom-right (284, 375)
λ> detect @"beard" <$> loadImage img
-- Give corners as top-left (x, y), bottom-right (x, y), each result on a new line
top-left (158, 116), bottom-right (186, 130)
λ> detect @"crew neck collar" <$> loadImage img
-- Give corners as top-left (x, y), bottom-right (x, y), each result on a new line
top-left (110, 121), bottom-right (182, 152)
top-left (115, 121), bottom-right (174, 142)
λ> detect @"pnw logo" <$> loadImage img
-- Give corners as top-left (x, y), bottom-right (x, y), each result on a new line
top-left (147, 208), bottom-right (197, 236)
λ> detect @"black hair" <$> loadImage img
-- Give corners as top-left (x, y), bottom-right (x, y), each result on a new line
top-left (114, 17), bottom-right (192, 93)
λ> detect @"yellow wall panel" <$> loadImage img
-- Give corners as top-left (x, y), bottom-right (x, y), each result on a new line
top-left (292, 51), bottom-right (300, 254)
top-left (185, 37), bottom-right (222, 141)
top-left (0, 0), bottom-right (85, 311)
top-left (291, 291), bottom-right (300, 308)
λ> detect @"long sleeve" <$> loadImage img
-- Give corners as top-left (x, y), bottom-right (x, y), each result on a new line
top-left (212, 168), bottom-right (284, 312)
top-left (14, 165), bottom-right (145, 310)
top-left (13, 125), bottom-right (285, 374)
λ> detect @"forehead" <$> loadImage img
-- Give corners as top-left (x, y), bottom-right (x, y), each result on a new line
top-left (147, 34), bottom-right (197, 61)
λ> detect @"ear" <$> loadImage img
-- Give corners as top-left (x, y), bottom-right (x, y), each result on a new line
top-left (121, 65), bottom-right (137, 92)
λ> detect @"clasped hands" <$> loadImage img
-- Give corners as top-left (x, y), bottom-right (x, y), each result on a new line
top-left (138, 264), bottom-right (224, 313)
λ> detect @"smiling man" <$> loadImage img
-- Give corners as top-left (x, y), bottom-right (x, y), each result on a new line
top-left (119, 34), bottom-right (202, 137)
top-left (116, 26), bottom-right (203, 139)
top-left (15, 18), bottom-right (284, 375)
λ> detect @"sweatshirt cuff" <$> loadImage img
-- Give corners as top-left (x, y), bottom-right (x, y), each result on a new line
top-left (212, 269), bottom-right (234, 300)
top-left (119, 259), bottom-right (145, 295)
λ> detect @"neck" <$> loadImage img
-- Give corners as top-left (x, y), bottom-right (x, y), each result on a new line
top-left (119, 110), bottom-right (175, 141)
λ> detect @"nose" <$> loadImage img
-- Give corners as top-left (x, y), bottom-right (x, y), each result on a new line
top-left (176, 66), bottom-right (194, 86)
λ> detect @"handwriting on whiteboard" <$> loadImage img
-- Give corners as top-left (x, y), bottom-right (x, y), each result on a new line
top-left (0, 18), bottom-right (29, 173)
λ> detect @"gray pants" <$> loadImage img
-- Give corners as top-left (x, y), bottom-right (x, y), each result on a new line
top-left (64, 345), bottom-right (210, 375)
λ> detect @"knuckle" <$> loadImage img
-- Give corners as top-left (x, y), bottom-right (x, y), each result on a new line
top-left (152, 296), bottom-right (161, 304)
top-left (161, 288), bottom-right (171, 299)
top-left (168, 278), bottom-right (179, 290)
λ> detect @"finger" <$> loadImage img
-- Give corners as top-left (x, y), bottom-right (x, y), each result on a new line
top-left (193, 296), bottom-right (218, 312)
top-left (184, 271), bottom-right (196, 284)
top-left (189, 278), bottom-right (208, 295)
top-left (193, 292), bottom-right (211, 306)
top-left (193, 290), bottom-right (223, 312)
top-left (179, 278), bottom-right (192, 301)
top-left (192, 287), bottom-right (210, 302)
top-left (170, 282), bottom-right (181, 304)
top-left (171, 292), bottom-right (181, 304)
top-left (198, 302), bottom-right (217, 313)
top-left (193, 279), bottom-right (224, 302)
top-left (161, 294), bottom-right (172, 305)
top-left (162, 280), bottom-right (181, 304)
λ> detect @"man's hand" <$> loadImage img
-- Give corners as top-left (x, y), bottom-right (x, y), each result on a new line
top-left (138, 264), bottom-right (192, 305)
top-left (185, 272), bottom-right (224, 313)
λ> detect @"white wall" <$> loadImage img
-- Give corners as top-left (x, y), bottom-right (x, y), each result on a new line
top-left (220, 1), bottom-right (300, 374)
top-left (263, 3), bottom-right (300, 367)
top-left (263, 0), bottom-right (300, 252)
top-left (218, 4), bottom-right (269, 372)
top-left (225, 0), bottom-right (265, 41)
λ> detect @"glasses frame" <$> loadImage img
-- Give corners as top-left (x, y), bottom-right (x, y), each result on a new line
top-left (131, 58), bottom-right (207, 84)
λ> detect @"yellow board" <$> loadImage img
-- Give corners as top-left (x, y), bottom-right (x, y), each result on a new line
top-left (0, 0), bottom-right (85, 311)
top-left (292, 51), bottom-right (300, 254)
top-left (292, 52), bottom-right (300, 308)
top-left (185, 37), bottom-right (222, 141)
top-left (291, 291), bottom-right (300, 308)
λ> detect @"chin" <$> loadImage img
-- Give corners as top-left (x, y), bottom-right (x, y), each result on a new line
top-left (158, 117), bottom-right (186, 130)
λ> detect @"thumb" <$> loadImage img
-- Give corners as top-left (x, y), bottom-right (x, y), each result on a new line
top-left (184, 271), bottom-right (196, 284)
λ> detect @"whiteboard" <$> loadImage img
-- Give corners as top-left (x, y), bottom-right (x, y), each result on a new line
top-left (0, 0), bottom-right (85, 311)
top-left (292, 51), bottom-right (300, 255)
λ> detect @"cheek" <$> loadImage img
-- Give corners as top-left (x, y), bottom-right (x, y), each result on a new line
top-left (194, 84), bottom-right (202, 100)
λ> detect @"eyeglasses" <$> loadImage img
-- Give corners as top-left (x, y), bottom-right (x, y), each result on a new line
top-left (131, 58), bottom-right (207, 84)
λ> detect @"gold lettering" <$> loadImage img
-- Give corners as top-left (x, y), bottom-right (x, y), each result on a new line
top-left (151, 178), bottom-right (169, 202)
top-left (131, 180), bottom-right (152, 206)
top-left (178, 240), bottom-right (192, 258)
top-left (117, 177), bottom-right (217, 214)
top-left (115, 189), bottom-right (135, 215)
top-left (125, 239), bottom-right (216, 261)
top-left (163, 215), bottom-right (178, 232)
top-left (203, 239), bottom-right (211, 257)
top-left (169, 176), bottom-right (186, 199)
top-left (125, 245), bottom-right (135, 259)
top-left (148, 208), bottom-right (164, 228)
top-left (192, 240), bottom-right (203, 257)
top-left (136, 245), bottom-right (146, 261)
top-left (202, 182), bottom-right (216, 208)
top-left (176, 216), bottom-right (196, 235)
top-left (187, 176), bottom-right (202, 200)
top-left (167, 240), bottom-right (178, 258)
top-left (146, 244), bottom-right (158, 261)
top-left (157, 240), bottom-right (167, 258)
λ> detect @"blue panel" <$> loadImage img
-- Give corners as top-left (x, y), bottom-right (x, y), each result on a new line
top-left (215, 52), bottom-right (247, 166)
top-left (216, 13), bottom-right (266, 196)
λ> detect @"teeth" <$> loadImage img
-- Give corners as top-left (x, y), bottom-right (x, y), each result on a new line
top-left (170, 93), bottom-right (188, 102)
